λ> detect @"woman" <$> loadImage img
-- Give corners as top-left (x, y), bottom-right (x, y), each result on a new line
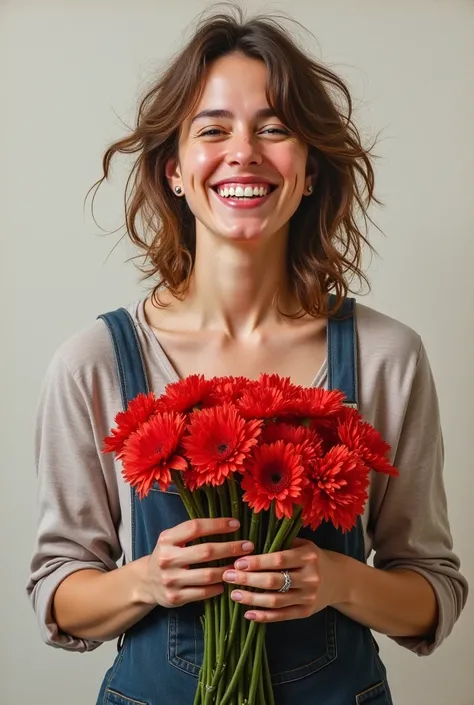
top-left (27, 7), bottom-right (467, 705)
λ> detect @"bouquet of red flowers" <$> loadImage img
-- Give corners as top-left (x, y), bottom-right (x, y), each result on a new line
top-left (103, 374), bottom-right (397, 705)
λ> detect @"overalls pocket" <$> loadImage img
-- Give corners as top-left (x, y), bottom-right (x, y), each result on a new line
top-left (356, 681), bottom-right (391, 703)
top-left (104, 687), bottom-right (149, 705)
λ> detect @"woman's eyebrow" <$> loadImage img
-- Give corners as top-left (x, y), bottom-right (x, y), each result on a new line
top-left (190, 108), bottom-right (277, 123)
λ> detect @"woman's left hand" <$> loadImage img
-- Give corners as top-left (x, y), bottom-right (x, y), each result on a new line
top-left (222, 538), bottom-right (347, 623)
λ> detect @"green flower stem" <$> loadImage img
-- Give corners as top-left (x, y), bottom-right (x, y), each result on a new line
top-left (203, 485), bottom-right (234, 705)
top-left (221, 513), bottom-right (296, 705)
top-left (219, 620), bottom-right (259, 705)
top-left (263, 503), bottom-right (277, 553)
top-left (282, 516), bottom-right (303, 550)
top-left (262, 642), bottom-right (275, 705)
top-left (248, 625), bottom-right (265, 705)
top-left (220, 509), bottom-right (261, 705)
top-left (203, 486), bottom-right (220, 653)
top-left (172, 471), bottom-right (201, 519)
top-left (257, 648), bottom-right (265, 705)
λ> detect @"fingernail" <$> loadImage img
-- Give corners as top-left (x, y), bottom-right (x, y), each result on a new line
top-left (242, 542), bottom-right (253, 551)
top-left (245, 612), bottom-right (256, 620)
top-left (235, 559), bottom-right (249, 570)
top-left (232, 591), bottom-right (243, 601)
top-left (224, 571), bottom-right (237, 582)
top-left (229, 519), bottom-right (240, 529)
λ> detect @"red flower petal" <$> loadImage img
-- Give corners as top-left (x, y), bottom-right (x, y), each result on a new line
top-left (241, 441), bottom-right (306, 519)
top-left (295, 387), bottom-right (345, 418)
top-left (302, 445), bottom-right (370, 532)
top-left (337, 407), bottom-right (398, 477)
top-left (212, 376), bottom-right (253, 406)
top-left (158, 375), bottom-right (217, 414)
top-left (121, 412), bottom-right (187, 497)
top-left (102, 392), bottom-right (162, 458)
top-left (181, 404), bottom-right (262, 486)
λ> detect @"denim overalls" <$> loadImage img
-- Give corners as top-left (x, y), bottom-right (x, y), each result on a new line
top-left (96, 296), bottom-right (393, 705)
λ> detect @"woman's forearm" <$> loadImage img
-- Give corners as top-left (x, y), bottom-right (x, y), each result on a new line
top-left (332, 553), bottom-right (438, 638)
top-left (52, 558), bottom-right (155, 642)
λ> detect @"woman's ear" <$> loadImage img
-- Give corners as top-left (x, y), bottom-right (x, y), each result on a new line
top-left (306, 151), bottom-right (319, 188)
top-left (165, 158), bottom-right (183, 195)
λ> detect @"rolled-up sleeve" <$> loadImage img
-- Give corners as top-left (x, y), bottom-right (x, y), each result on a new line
top-left (372, 341), bottom-right (468, 655)
top-left (27, 351), bottom-right (121, 652)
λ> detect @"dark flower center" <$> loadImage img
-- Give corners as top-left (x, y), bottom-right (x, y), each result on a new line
top-left (263, 461), bottom-right (290, 493)
top-left (214, 441), bottom-right (232, 459)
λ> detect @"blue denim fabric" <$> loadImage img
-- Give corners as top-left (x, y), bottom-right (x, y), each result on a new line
top-left (96, 297), bottom-right (393, 705)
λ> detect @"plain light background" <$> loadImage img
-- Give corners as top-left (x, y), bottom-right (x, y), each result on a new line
top-left (2, 1), bottom-right (473, 703)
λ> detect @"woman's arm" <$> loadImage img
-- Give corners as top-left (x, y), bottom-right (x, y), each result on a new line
top-left (330, 553), bottom-right (438, 637)
top-left (53, 518), bottom-right (252, 642)
top-left (52, 561), bottom-right (155, 642)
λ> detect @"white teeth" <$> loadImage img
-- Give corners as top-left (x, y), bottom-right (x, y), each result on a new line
top-left (216, 184), bottom-right (270, 198)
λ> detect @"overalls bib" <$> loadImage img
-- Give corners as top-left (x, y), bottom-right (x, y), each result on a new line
top-left (96, 297), bottom-right (393, 705)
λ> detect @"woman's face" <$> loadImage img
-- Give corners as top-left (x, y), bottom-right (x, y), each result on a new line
top-left (168, 53), bottom-right (311, 245)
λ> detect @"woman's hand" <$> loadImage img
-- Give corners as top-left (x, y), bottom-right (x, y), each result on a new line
top-left (143, 517), bottom-right (255, 609)
top-left (222, 538), bottom-right (347, 623)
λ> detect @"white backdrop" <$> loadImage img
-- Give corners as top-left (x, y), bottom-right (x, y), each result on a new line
top-left (1, 1), bottom-right (473, 704)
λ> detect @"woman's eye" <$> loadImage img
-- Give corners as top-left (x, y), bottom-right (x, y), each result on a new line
top-left (261, 128), bottom-right (289, 135)
top-left (200, 128), bottom-right (224, 137)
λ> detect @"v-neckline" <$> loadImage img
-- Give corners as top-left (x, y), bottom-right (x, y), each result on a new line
top-left (135, 297), bottom-right (328, 389)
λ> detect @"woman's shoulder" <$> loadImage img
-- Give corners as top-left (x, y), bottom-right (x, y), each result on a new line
top-left (355, 300), bottom-right (423, 366)
top-left (46, 299), bottom-right (144, 389)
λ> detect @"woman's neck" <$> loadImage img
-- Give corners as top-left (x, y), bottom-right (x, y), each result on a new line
top-left (183, 229), bottom-right (296, 337)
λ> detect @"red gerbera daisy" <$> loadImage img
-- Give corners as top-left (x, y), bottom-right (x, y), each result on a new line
top-left (158, 375), bottom-right (217, 414)
top-left (258, 373), bottom-right (300, 397)
top-left (337, 407), bottom-right (398, 476)
top-left (295, 387), bottom-right (345, 419)
top-left (302, 445), bottom-right (370, 532)
top-left (241, 441), bottom-right (307, 519)
top-left (237, 385), bottom-right (293, 420)
top-left (212, 376), bottom-right (252, 406)
top-left (121, 412), bottom-right (187, 497)
top-left (261, 422), bottom-right (323, 468)
top-left (181, 404), bottom-right (262, 486)
top-left (102, 392), bottom-right (161, 459)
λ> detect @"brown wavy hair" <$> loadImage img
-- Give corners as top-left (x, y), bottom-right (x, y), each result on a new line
top-left (90, 4), bottom-right (379, 317)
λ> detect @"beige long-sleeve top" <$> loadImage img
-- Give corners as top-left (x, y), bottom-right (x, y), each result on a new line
top-left (26, 298), bottom-right (468, 655)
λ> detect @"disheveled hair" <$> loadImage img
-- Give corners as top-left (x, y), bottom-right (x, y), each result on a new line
top-left (90, 3), bottom-right (379, 316)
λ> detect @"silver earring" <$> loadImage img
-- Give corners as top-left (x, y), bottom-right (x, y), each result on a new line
top-left (175, 186), bottom-right (182, 195)
top-left (307, 184), bottom-right (313, 194)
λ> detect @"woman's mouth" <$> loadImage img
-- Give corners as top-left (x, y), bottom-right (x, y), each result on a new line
top-left (210, 182), bottom-right (277, 209)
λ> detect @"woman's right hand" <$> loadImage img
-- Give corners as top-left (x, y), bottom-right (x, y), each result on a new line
top-left (143, 518), bottom-right (253, 608)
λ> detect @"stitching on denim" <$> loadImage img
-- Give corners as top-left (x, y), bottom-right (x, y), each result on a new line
top-left (123, 308), bottom-right (150, 394)
top-left (98, 315), bottom-right (127, 410)
top-left (355, 681), bottom-right (385, 704)
top-left (105, 687), bottom-right (148, 705)
top-left (168, 611), bottom-right (201, 674)
top-left (271, 608), bottom-right (337, 684)
top-left (102, 641), bottom-right (127, 705)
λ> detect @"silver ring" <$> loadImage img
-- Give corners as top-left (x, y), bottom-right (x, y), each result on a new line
top-left (277, 569), bottom-right (292, 593)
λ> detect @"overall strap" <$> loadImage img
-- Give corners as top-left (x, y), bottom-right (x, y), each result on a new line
top-left (98, 308), bottom-right (149, 411)
top-left (327, 294), bottom-right (359, 408)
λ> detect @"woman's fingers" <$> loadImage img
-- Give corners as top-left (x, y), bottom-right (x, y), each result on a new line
top-left (233, 546), bottom-right (311, 572)
top-left (159, 517), bottom-right (240, 546)
top-left (242, 606), bottom-right (305, 623)
top-left (173, 565), bottom-right (234, 588)
top-left (161, 583), bottom-right (225, 608)
top-left (223, 569), bottom-right (301, 592)
top-left (177, 539), bottom-right (254, 567)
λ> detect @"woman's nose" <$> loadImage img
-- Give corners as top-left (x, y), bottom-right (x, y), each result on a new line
top-left (224, 135), bottom-right (263, 167)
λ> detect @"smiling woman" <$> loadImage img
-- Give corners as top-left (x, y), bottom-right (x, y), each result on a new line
top-left (27, 5), bottom-right (467, 705)
top-left (90, 10), bottom-right (375, 319)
